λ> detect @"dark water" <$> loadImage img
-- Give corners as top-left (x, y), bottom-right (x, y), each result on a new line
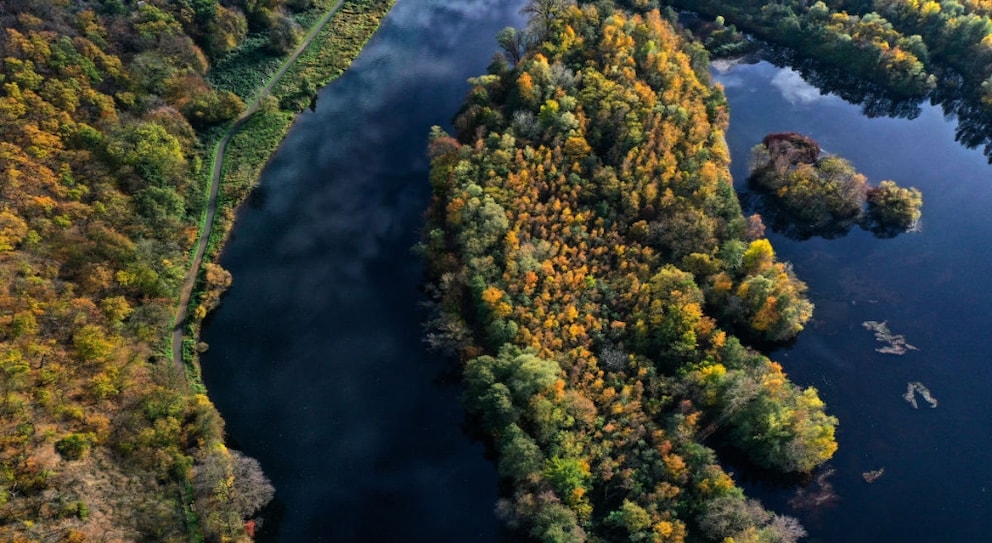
top-left (714, 60), bottom-right (992, 542)
top-left (199, 0), bottom-right (526, 541)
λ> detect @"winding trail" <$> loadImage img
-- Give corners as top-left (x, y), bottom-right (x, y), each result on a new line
top-left (172, 1), bottom-right (345, 373)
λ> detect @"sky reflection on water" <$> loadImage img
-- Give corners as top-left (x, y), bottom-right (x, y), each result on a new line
top-left (200, 0), bottom-right (525, 541)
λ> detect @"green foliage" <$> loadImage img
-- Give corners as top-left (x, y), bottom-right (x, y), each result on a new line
top-left (606, 500), bottom-right (653, 541)
top-left (631, 265), bottom-right (706, 360)
top-left (206, 34), bottom-right (287, 99)
top-left (268, 11), bottom-right (304, 55)
top-left (867, 180), bottom-right (923, 230)
top-left (72, 324), bottom-right (117, 363)
top-left (740, 239), bottom-right (774, 276)
top-left (55, 433), bottom-right (94, 460)
top-left (498, 424), bottom-right (545, 482)
top-left (727, 367), bottom-right (839, 472)
top-left (76, 501), bottom-right (90, 520)
top-left (464, 348), bottom-right (561, 430)
top-left (749, 133), bottom-right (867, 227)
top-left (106, 122), bottom-right (188, 189)
top-left (531, 500), bottom-right (586, 543)
top-left (663, 0), bottom-right (992, 160)
top-left (663, 0), bottom-right (936, 97)
top-left (180, 89), bottom-right (246, 129)
top-left (706, 238), bottom-right (814, 342)
top-left (543, 455), bottom-right (590, 499)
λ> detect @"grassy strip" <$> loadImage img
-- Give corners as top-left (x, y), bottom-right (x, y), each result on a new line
top-left (206, 0), bottom-right (353, 100)
top-left (294, 0), bottom-right (343, 28)
top-left (179, 481), bottom-right (205, 543)
top-left (273, 0), bottom-right (395, 110)
top-left (181, 0), bottom-right (396, 379)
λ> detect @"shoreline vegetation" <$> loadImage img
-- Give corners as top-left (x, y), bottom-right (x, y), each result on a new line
top-left (425, 2), bottom-right (837, 541)
top-left (661, 0), bottom-right (992, 160)
top-left (0, 0), bottom-right (392, 540)
top-left (180, 0), bottom-right (396, 386)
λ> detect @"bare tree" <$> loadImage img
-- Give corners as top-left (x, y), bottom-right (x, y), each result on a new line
top-left (497, 27), bottom-right (527, 65)
top-left (697, 496), bottom-right (771, 541)
top-left (229, 449), bottom-right (275, 517)
top-left (520, 0), bottom-right (573, 42)
top-left (194, 448), bottom-right (274, 521)
top-left (767, 514), bottom-right (808, 543)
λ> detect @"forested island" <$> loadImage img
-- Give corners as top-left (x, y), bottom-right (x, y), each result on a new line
top-left (425, 3), bottom-right (838, 541)
top-left (747, 132), bottom-right (923, 238)
top-left (0, 0), bottom-right (391, 540)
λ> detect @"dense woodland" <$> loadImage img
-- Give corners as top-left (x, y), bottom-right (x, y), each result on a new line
top-left (425, 2), bottom-right (838, 542)
top-left (0, 0), bottom-right (343, 540)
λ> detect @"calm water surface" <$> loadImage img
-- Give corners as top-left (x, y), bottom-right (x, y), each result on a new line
top-left (199, 0), bottom-right (525, 541)
top-left (714, 60), bottom-right (992, 542)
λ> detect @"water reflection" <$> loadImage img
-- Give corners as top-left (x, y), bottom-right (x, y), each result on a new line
top-left (770, 68), bottom-right (829, 105)
top-left (763, 48), bottom-right (924, 120)
top-left (739, 188), bottom-right (919, 241)
top-left (198, 0), bottom-right (527, 541)
top-left (749, 46), bottom-right (992, 161)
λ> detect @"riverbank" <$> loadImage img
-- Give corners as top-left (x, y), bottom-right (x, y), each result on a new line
top-left (177, 0), bottom-right (397, 383)
top-left (195, 0), bottom-right (532, 537)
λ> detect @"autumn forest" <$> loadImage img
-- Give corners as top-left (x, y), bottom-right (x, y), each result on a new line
top-left (0, 0), bottom-right (384, 541)
top-left (0, 0), bottom-right (980, 540)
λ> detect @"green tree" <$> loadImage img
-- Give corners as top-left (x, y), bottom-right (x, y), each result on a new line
top-left (606, 500), bottom-right (654, 541)
top-left (268, 11), bottom-right (303, 55)
top-left (106, 122), bottom-right (188, 189)
top-left (866, 180), bottom-right (923, 230)
top-left (498, 424), bottom-right (545, 482)
top-left (181, 88), bottom-right (245, 128)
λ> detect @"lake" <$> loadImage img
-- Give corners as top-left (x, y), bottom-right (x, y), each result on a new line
top-left (201, 5), bottom-right (992, 542)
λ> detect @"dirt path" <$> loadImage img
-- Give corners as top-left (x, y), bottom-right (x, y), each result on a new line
top-left (172, 1), bottom-right (345, 373)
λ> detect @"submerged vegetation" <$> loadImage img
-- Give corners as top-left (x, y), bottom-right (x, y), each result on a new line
top-left (862, 320), bottom-right (919, 354)
top-left (426, 2), bottom-right (837, 541)
top-left (747, 132), bottom-right (923, 238)
top-left (903, 381), bottom-right (937, 408)
top-left (861, 467), bottom-right (885, 482)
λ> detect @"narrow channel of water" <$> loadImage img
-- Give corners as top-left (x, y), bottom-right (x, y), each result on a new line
top-left (199, 1), bottom-right (526, 541)
top-left (715, 59), bottom-right (992, 543)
